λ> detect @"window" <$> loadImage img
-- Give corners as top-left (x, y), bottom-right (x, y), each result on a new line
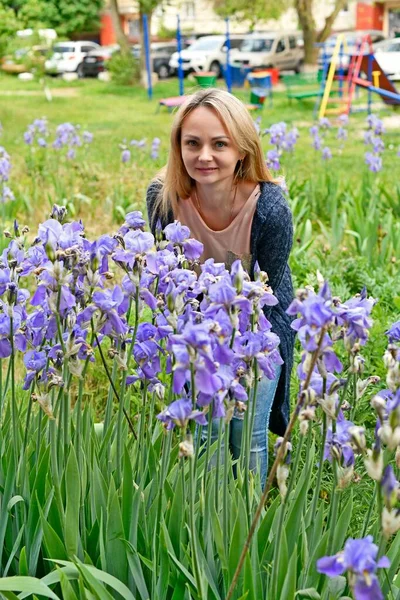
top-left (276, 39), bottom-right (286, 53)
top-left (230, 38), bottom-right (244, 50)
top-left (240, 38), bottom-right (274, 53)
top-left (188, 37), bottom-right (222, 52)
top-left (53, 45), bottom-right (74, 53)
top-left (128, 19), bottom-right (140, 37)
top-left (289, 36), bottom-right (297, 49)
top-left (389, 42), bottom-right (400, 52)
top-left (82, 45), bottom-right (94, 53)
top-left (183, 1), bottom-right (195, 18)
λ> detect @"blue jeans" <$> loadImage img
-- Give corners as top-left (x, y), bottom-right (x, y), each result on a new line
top-left (201, 364), bottom-right (282, 487)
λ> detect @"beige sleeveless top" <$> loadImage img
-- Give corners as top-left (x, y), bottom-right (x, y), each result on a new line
top-left (177, 185), bottom-right (260, 272)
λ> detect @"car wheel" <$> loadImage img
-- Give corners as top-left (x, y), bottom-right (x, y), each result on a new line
top-left (294, 60), bottom-right (304, 74)
top-left (157, 63), bottom-right (170, 79)
top-left (76, 63), bottom-right (85, 78)
top-left (209, 61), bottom-right (221, 78)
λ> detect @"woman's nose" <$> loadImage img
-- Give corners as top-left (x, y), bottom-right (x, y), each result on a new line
top-left (198, 146), bottom-right (213, 161)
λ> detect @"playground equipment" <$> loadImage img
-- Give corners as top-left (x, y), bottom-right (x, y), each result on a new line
top-left (317, 33), bottom-right (400, 118)
top-left (156, 16), bottom-right (273, 113)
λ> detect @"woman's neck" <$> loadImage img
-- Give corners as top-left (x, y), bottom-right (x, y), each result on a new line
top-left (194, 179), bottom-right (235, 214)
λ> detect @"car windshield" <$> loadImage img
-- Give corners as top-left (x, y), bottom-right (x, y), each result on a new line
top-left (188, 38), bottom-right (222, 51)
top-left (240, 38), bottom-right (274, 53)
top-left (53, 45), bottom-right (75, 53)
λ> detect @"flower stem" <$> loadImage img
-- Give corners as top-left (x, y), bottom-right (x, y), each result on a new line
top-left (271, 432), bottom-right (304, 597)
top-left (223, 420), bottom-right (230, 556)
top-left (215, 419), bottom-right (223, 512)
top-left (361, 482), bottom-right (378, 537)
top-left (225, 328), bottom-right (327, 600)
top-left (10, 316), bottom-right (19, 458)
top-left (188, 452), bottom-right (204, 599)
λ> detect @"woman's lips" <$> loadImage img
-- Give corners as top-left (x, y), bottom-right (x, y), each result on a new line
top-left (196, 167), bottom-right (218, 172)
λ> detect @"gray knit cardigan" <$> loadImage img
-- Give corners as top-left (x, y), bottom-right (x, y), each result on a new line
top-left (146, 180), bottom-right (295, 436)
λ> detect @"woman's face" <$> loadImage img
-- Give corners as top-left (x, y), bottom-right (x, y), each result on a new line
top-left (180, 106), bottom-right (243, 186)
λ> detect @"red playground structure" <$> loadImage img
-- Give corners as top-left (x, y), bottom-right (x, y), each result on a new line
top-left (318, 33), bottom-right (400, 118)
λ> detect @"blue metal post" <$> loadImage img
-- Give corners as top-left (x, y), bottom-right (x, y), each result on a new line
top-left (225, 18), bottom-right (232, 93)
top-left (177, 14), bottom-right (184, 96)
top-left (338, 40), bottom-right (344, 97)
top-left (143, 14), bottom-right (152, 100)
top-left (367, 53), bottom-right (373, 114)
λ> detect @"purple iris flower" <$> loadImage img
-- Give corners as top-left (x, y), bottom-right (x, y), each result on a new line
top-left (324, 412), bottom-right (355, 466)
top-left (319, 117), bottom-right (331, 129)
top-left (266, 149), bottom-right (280, 170)
top-left (91, 285), bottom-right (128, 335)
top-left (381, 465), bottom-right (398, 507)
top-left (83, 131), bottom-right (93, 144)
top-left (121, 149), bottom-right (131, 163)
top-left (365, 152), bottom-right (382, 173)
top-left (266, 122), bottom-right (287, 148)
top-left (123, 230), bottom-right (154, 254)
top-left (386, 321), bottom-right (400, 342)
top-left (287, 283), bottom-right (334, 351)
top-left (336, 289), bottom-right (376, 346)
top-left (337, 127), bottom-right (348, 141)
top-left (38, 219), bottom-right (63, 249)
top-left (317, 535), bottom-right (389, 600)
top-left (164, 221), bottom-right (191, 244)
top-left (322, 147), bottom-right (332, 160)
top-left (182, 238), bottom-right (203, 261)
top-left (157, 397), bottom-right (207, 429)
top-left (312, 135), bottom-right (322, 150)
top-left (367, 114), bottom-right (384, 135)
top-left (124, 211), bottom-right (146, 230)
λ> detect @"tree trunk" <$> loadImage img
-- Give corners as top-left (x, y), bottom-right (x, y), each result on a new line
top-left (295, 0), bottom-right (349, 65)
top-left (109, 0), bottom-right (130, 55)
top-left (317, 0), bottom-right (348, 43)
top-left (294, 0), bottom-right (318, 65)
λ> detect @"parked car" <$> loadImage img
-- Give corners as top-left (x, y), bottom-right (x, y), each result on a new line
top-left (318, 30), bottom-right (387, 72)
top-left (45, 41), bottom-right (101, 76)
top-left (80, 45), bottom-right (119, 78)
top-left (131, 42), bottom-right (177, 78)
top-left (169, 34), bottom-right (247, 78)
top-left (232, 32), bottom-right (304, 73)
top-left (375, 38), bottom-right (400, 81)
top-left (1, 45), bottom-right (49, 74)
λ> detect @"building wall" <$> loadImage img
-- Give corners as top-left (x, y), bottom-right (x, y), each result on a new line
top-left (101, 0), bottom-right (359, 43)
top-left (151, 0), bottom-right (357, 35)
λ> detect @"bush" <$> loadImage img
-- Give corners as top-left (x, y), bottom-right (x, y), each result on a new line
top-left (107, 50), bottom-right (140, 85)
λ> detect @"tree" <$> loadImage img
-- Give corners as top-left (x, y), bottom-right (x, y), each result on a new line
top-left (213, 0), bottom-right (288, 32)
top-left (0, 2), bottom-right (21, 56)
top-left (294, 0), bottom-right (348, 64)
top-left (3, 0), bottom-right (104, 37)
top-left (109, 0), bottom-right (164, 78)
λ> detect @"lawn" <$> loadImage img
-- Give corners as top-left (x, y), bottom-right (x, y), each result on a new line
top-left (0, 71), bottom-right (400, 599)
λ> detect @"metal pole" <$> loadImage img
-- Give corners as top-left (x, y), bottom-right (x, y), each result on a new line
top-left (367, 53), bottom-right (373, 115)
top-left (143, 14), bottom-right (152, 100)
top-left (225, 17), bottom-right (232, 93)
top-left (177, 14), bottom-right (184, 96)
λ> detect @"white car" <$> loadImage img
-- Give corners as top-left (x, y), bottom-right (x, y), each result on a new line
top-left (45, 41), bottom-right (100, 76)
top-left (169, 35), bottom-right (246, 78)
top-left (375, 38), bottom-right (400, 81)
top-left (233, 32), bottom-right (304, 72)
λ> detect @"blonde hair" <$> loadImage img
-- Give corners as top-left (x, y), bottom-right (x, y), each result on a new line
top-left (152, 88), bottom-right (274, 219)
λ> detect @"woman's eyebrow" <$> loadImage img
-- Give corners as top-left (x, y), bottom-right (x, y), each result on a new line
top-left (182, 134), bottom-right (230, 140)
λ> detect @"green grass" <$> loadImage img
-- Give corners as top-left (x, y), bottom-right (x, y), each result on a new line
top-left (0, 71), bottom-right (400, 595)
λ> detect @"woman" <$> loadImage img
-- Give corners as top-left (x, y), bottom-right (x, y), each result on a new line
top-left (147, 88), bottom-right (294, 484)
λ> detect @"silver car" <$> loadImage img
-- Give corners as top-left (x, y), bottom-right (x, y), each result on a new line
top-left (233, 32), bottom-right (304, 73)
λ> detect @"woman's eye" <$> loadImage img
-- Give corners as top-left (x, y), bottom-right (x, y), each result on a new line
top-left (215, 141), bottom-right (227, 148)
top-left (187, 140), bottom-right (197, 146)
